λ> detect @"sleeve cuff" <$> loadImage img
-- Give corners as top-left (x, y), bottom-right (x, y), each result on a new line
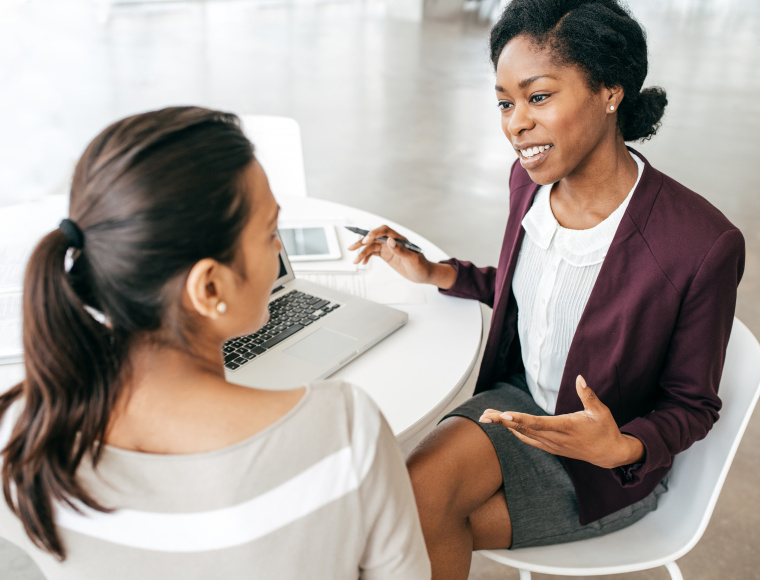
top-left (613, 416), bottom-right (671, 487)
top-left (613, 460), bottom-right (646, 486)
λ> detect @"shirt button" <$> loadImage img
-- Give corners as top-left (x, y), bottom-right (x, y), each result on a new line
top-left (533, 362), bottom-right (538, 370)
top-left (541, 297), bottom-right (547, 305)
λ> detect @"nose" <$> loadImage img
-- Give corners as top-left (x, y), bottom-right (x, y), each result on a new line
top-left (504, 101), bottom-right (534, 137)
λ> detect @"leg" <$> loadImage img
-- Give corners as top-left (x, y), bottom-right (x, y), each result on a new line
top-left (407, 416), bottom-right (512, 580)
top-left (665, 562), bottom-right (683, 580)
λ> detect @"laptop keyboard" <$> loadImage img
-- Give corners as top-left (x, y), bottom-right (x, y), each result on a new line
top-left (222, 290), bottom-right (341, 371)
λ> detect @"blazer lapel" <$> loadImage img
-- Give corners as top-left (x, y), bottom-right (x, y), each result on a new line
top-left (554, 148), bottom-right (665, 413)
top-left (494, 180), bottom-right (540, 309)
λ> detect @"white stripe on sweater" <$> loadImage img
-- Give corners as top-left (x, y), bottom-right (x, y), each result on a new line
top-left (53, 385), bottom-right (382, 552)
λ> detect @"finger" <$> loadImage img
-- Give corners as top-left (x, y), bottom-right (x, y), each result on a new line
top-left (508, 427), bottom-right (561, 455)
top-left (362, 249), bottom-right (381, 265)
top-left (347, 239), bottom-right (364, 251)
top-left (499, 411), bottom-right (572, 434)
top-left (354, 247), bottom-right (380, 265)
top-left (363, 225), bottom-right (409, 245)
top-left (384, 236), bottom-right (414, 258)
top-left (478, 409), bottom-right (505, 424)
top-left (575, 374), bottom-right (603, 413)
top-left (502, 416), bottom-right (573, 448)
top-left (352, 242), bottom-right (383, 264)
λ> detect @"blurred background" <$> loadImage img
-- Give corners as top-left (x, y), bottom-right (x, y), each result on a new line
top-left (0, 0), bottom-right (758, 578)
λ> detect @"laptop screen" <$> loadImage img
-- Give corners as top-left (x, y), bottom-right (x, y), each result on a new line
top-left (271, 233), bottom-right (296, 293)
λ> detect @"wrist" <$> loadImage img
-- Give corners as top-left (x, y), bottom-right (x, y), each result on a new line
top-left (617, 434), bottom-right (645, 467)
top-left (429, 263), bottom-right (456, 290)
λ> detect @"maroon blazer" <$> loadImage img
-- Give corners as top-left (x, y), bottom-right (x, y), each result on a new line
top-left (441, 149), bottom-right (745, 524)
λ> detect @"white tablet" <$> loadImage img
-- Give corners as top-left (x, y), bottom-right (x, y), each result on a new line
top-left (278, 224), bottom-right (342, 262)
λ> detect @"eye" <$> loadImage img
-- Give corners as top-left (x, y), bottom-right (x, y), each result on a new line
top-left (530, 94), bottom-right (550, 103)
top-left (497, 100), bottom-right (513, 111)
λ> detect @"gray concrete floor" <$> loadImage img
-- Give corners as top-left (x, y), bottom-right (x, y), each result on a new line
top-left (1, 0), bottom-right (758, 578)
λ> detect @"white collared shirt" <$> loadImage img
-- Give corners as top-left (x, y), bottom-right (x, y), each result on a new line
top-left (512, 152), bottom-right (644, 414)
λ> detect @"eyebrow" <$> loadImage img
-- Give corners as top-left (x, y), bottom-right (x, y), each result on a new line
top-left (495, 74), bottom-right (558, 93)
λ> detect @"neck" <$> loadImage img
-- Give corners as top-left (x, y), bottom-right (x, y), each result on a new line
top-left (111, 338), bottom-right (224, 419)
top-left (548, 136), bottom-right (639, 230)
top-left (555, 137), bottom-right (638, 211)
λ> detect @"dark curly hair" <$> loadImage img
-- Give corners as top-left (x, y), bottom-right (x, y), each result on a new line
top-left (490, 0), bottom-right (667, 142)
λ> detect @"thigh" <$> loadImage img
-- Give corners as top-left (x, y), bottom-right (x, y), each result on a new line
top-left (408, 417), bottom-right (509, 516)
top-left (407, 416), bottom-right (513, 548)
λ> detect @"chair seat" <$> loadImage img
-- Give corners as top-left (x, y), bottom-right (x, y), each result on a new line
top-left (480, 318), bottom-right (760, 578)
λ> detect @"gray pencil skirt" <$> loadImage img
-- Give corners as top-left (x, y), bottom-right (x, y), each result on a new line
top-left (442, 375), bottom-right (668, 550)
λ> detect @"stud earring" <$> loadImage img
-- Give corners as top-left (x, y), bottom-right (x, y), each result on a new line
top-left (610, 105), bottom-right (615, 111)
top-left (216, 301), bottom-right (227, 314)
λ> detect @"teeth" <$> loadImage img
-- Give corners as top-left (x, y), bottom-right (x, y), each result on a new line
top-left (520, 144), bottom-right (552, 158)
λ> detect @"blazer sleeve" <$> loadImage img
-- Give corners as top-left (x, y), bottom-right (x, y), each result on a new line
top-left (437, 259), bottom-right (498, 308)
top-left (615, 228), bottom-right (746, 486)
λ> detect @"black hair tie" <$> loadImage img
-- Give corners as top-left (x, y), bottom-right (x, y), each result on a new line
top-left (59, 218), bottom-right (85, 250)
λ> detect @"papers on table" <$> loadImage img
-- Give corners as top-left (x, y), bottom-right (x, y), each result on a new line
top-left (292, 221), bottom-right (428, 305)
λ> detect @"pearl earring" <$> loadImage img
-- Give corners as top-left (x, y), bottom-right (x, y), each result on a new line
top-left (216, 301), bottom-right (227, 314)
top-left (610, 105), bottom-right (615, 111)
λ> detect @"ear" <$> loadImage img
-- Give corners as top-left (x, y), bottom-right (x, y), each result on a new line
top-left (605, 86), bottom-right (625, 113)
top-left (185, 258), bottom-right (229, 319)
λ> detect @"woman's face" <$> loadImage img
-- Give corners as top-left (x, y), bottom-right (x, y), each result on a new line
top-left (495, 35), bottom-right (616, 185)
top-left (229, 161), bottom-right (282, 335)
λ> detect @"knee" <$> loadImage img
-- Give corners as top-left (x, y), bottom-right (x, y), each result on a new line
top-left (406, 434), bottom-right (444, 502)
top-left (406, 420), bottom-right (462, 495)
top-left (405, 418), bottom-right (486, 516)
top-left (406, 441), bottom-right (459, 525)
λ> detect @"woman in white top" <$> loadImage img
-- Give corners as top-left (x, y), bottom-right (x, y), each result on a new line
top-left (0, 107), bottom-right (430, 579)
top-left (350, 0), bottom-right (743, 578)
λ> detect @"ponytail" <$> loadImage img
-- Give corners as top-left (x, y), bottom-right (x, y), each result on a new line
top-left (0, 228), bottom-right (125, 559)
top-left (0, 106), bottom-right (254, 560)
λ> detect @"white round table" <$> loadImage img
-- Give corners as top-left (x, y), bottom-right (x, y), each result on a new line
top-left (277, 196), bottom-right (484, 444)
top-left (0, 195), bottom-right (485, 445)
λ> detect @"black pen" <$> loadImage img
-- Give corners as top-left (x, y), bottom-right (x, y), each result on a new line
top-left (345, 226), bottom-right (423, 254)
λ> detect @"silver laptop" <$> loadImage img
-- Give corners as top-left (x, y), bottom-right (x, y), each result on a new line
top-left (223, 237), bottom-right (408, 389)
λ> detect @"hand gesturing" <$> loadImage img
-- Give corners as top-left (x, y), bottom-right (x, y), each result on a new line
top-left (479, 375), bottom-right (645, 469)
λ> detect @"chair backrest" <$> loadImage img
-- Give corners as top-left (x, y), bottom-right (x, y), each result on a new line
top-left (478, 318), bottom-right (760, 576)
top-left (239, 115), bottom-right (308, 198)
top-left (656, 317), bottom-right (760, 557)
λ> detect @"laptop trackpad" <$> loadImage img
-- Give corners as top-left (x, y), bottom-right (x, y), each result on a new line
top-left (284, 328), bottom-right (358, 366)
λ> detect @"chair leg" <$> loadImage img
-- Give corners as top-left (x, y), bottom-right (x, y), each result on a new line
top-left (665, 562), bottom-right (683, 580)
top-left (518, 569), bottom-right (532, 580)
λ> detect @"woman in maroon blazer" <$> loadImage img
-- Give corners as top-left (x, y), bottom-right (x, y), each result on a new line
top-left (350, 0), bottom-right (745, 578)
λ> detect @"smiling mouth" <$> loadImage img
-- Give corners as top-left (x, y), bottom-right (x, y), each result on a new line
top-left (518, 144), bottom-right (553, 159)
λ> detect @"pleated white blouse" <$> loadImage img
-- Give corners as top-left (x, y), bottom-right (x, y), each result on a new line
top-left (512, 152), bottom-right (644, 414)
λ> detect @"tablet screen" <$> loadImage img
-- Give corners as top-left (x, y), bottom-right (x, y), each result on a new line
top-left (280, 227), bottom-right (330, 256)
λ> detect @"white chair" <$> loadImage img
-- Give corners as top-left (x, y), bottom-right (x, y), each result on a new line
top-left (239, 115), bottom-right (308, 198)
top-left (478, 317), bottom-right (760, 580)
